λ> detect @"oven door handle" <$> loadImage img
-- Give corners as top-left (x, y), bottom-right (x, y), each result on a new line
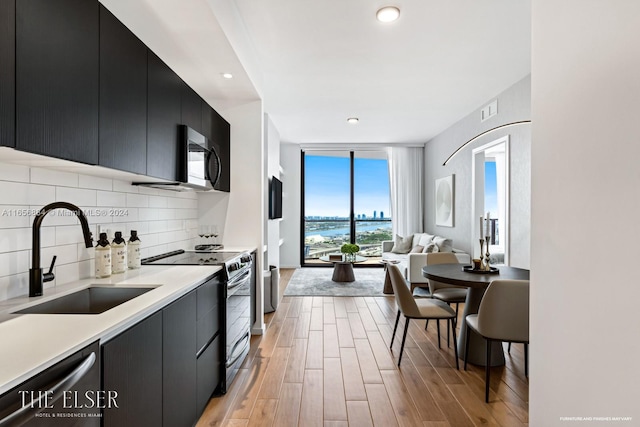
top-left (227, 270), bottom-right (251, 297)
top-left (226, 331), bottom-right (251, 368)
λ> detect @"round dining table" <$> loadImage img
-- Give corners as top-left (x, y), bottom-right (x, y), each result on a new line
top-left (422, 264), bottom-right (529, 366)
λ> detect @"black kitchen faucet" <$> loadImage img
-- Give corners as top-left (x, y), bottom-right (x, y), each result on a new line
top-left (29, 202), bottom-right (93, 297)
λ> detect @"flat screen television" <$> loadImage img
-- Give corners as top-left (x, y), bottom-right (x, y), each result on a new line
top-left (269, 176), bottom-right (283, 219)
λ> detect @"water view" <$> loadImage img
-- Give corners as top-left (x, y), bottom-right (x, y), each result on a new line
top-left (304, 152), bottom-right (392, 262)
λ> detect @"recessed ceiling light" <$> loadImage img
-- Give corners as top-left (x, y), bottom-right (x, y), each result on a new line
top-left (376, 6), bottom-right (400, 23)
top-left (347, 117), bottom-right (359, 124)
top-left (222, 73), bottom-right (233, 79)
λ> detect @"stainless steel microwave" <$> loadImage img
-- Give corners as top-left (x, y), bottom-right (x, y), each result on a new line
top-left (134, 125), bottom-right (221, 192)
top-left (182, 125), bottom-right (221, 190)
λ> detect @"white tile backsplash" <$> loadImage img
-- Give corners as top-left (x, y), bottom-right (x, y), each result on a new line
top-left (0, 163), bottom-right (30, 183)
top-left (0, 206), bottom-right (31, 229)
top-left (126, 193), bottom-right (148, 208)
top-left (56, 187), bottom-right (97, 206)
top-left (97, 191), bottom-right (126, 207)
top-left (113, 179), bottom-right (138, 194)
top-left (31, 167), bottom-right (78, 188)
top-left (0, 251), bottom-right (30, 278)
top-left (78, 174), bottom-right (112, 191)
top-left (0, 162), bottom-right (200, 300)
top-left (0, 182), bottom-right (56, 205)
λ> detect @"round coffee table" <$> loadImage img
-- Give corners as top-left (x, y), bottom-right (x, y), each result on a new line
top-left (319, 254), bottom-right (367, 282)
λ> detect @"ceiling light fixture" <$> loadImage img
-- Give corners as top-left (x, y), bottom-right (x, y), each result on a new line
top-left (442, 120), bottom-right (531, 166)
top-left (376, 6), bottom-right (400, 23)
top-left (222, 73), bottom-right (233, 79)
top-left (347, 117), bottom-right (359, 124)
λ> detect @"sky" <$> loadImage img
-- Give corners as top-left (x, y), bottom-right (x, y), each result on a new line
top-left (304, 155), bottom-right (390, 218)
top-left (485, 160), bottom-right (498, 215)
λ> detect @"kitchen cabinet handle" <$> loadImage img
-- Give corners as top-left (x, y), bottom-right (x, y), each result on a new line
top-left (0, 352), bottom-right (96, 427)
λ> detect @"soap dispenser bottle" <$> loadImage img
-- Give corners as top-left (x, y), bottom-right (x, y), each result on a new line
top-left (111, 231), bottom-right (127, 274)
top-left (128, 230), bottom-right (141, 269)
top-left (95, 232), bottom-right (112, 278)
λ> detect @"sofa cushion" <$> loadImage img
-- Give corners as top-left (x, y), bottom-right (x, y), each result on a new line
top-left (410, 245), bottom-right (424, 253)
top-left (433, 236), bottom-right (453, 252)
top-left (391, 234), bottom-right (413, 254)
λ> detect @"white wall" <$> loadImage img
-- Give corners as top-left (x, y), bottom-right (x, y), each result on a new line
top-left (0, 161), bottom-right (198, 301)
top-left (424, 75), bottom-right (531, 268)
top-left (200, 100), bottom-right (266, 334)
top-left (531, 2), bottom-right (640, 424)
top-left (279, 143), bottom-right (301, 268)
top-left (265, 114), bottom-right (281, 269)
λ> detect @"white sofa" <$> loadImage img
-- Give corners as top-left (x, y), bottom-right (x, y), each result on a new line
top-left (381, 233), bottom-right (470, 289)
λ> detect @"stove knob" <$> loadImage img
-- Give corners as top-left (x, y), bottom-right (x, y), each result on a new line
top-left (229, 262), bottom-right (239, 271)
top-left (241, 256), bottom-right (251, 263)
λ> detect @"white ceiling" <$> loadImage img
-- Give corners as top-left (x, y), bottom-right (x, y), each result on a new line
top-left (100, 0), bottom-right (531, 145)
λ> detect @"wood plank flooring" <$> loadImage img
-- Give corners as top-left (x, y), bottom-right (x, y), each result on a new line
top-left (196, 269), bottom-right (528, 427)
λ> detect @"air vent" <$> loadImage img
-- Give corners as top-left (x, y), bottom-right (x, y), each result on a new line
top-left (481, 100), bottom-right (498, 122)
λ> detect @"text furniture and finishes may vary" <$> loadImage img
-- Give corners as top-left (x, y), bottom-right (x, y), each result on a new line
top-left (319, 255), bottom-right (367, 282)
top-left (422, 264), bottom-right (529, 366)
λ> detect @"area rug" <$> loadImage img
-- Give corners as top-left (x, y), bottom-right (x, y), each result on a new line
top-left (283, 267), bottom-right (386, 297)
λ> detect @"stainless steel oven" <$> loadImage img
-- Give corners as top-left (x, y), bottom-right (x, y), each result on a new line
top-left (141, 249), bottom-right (253, 393)
top-left (224, 265), bottom-right (251, 393)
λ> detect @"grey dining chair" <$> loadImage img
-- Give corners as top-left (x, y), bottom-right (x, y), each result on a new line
top-left (388, 264), bottom-right (459, 368)
top-left (425, 252), bottom-right (467, 347)
top-left (464, 279), bottom-right (530, 403)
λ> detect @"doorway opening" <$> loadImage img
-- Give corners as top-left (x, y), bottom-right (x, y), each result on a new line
top-left (471, 136), bottom-right (509, 265)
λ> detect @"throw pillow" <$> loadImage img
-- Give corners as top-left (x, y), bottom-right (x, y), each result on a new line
top-left (411, 233), bottom-right (426, 248)
top-left (432, 236), bottom-right (453, 252)
top-left (422, 243), bottom-right (439, 253)
top-left (410, 245), bottom-right (424, 253)
top-left (418, 233), bottom-right (435, 247)
top-left (391, 234), bottom-right (413, 254)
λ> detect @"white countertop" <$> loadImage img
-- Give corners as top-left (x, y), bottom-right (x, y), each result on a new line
top-left (0, 264), bottom-right (222, 395)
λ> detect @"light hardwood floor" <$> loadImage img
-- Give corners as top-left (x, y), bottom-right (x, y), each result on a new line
top-left (196, 268), bottom-right (529, 427)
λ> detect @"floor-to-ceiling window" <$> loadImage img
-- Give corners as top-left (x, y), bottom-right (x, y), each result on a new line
top-left (302, 150), bottom-right (391, 265)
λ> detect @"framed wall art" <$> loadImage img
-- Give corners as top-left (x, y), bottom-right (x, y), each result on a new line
top-left (435, 174), bottom-right (454, 227)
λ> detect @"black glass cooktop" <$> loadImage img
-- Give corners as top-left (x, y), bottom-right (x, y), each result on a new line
top-left (142, 250), bottom-right (243, 266)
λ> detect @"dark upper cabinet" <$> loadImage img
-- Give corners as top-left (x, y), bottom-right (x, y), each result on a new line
top-left (163, 291), bottom-right (198, 427)
top-left (0, 0), bottom-right (15, 148)
top-left (99, 5), bottom-right (147, 175)
top-left (181, 82), bottom-right (203, 134)
top-left (209, 107), bottom-right (231, 192)
top-left (102, 311), bottom-right (162, 427)
top-left (15, 0), bottom-right (99, 164)
top-left (147, 51), bottom-right (182, 181)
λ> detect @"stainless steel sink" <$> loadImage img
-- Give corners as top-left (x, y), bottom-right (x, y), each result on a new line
top-left (14, 286), bottom-right (157, 315)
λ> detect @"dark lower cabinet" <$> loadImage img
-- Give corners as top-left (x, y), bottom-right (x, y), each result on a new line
top-left (0, 0), bottom-right (15, 148)
top-left (102, 312), bottom-right (162, 427)
top-left (15, 0), bottom-right (99, 164)
top-left (99, 5), bottom-right (148, 175)
top-left (163, 291), bottom-right (197, 427)
top-left (147, 51), bottom-right (182, 181)
top-left (0, 342), bottom-right (100, 427)
top-left (196, 274), bottom-right (224, 413)
top-left (101, 275), bottom-right (223, 426)
top-left (197, 335), bottom-right (221, 415)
